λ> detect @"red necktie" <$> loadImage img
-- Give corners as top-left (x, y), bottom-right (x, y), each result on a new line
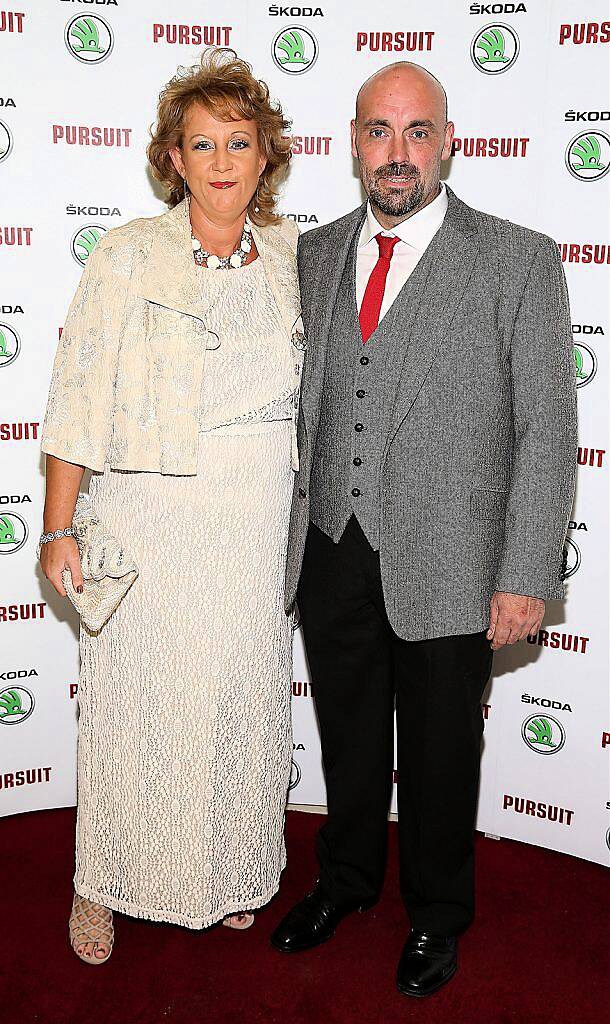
top-left (359, 232), bottom-right (400, 343)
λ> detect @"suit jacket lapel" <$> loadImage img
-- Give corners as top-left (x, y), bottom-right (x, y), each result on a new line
top-left (383, 188), bottom-right (480, 456)
top-left (300, 203), bottom-right (367, 432)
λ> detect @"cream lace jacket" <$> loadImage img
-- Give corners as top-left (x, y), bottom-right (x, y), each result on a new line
top-left (41, 200), bottom-right (303, 475)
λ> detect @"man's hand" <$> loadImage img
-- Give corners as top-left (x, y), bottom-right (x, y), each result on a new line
top-left (487, 592), bottom-right (545, 651)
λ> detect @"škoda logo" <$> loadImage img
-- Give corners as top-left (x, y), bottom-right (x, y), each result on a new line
top-left (65, 15), bottom-right (114, 64)
top-left (471, 23), bottom-right (519, 73)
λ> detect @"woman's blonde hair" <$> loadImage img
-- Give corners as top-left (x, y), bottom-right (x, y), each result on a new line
top-left (147, 48), bottom-right (292, 226)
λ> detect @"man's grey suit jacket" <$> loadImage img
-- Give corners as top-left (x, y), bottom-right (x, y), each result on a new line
top-left (284, 186), bottom-right (578, 642)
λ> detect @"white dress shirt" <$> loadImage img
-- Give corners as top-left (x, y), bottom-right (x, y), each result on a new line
top-left (356, 183), bottom-right (449, 322)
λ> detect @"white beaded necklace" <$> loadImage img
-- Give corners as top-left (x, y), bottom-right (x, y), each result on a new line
top-left (191, 219), bottom-right (253, 270)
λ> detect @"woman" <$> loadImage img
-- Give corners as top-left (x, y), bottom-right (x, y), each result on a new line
top-left (40, 48), bottom-right (304, 963)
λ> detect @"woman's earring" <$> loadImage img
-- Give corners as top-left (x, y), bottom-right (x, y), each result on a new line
top-left (183, 176), bottom-right (190, 199)
top-left (254, 185), bottom-right (260, 214)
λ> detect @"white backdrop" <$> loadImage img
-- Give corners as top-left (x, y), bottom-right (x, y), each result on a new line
top-left (1, 0), bottom-right (608, 867)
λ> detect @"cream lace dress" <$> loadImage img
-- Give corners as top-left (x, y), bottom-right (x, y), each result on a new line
top-left (74, 257), bottom-right (297, 928)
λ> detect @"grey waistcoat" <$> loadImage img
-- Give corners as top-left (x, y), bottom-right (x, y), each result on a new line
top-left (309, 222), bottom-right (438, 549)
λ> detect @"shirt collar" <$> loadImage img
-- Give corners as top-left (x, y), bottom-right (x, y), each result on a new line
top-left (359, 182), bottom-right (448, 252)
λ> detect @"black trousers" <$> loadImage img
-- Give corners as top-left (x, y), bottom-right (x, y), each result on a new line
top-left (297, 516), bottom-right (493, 936)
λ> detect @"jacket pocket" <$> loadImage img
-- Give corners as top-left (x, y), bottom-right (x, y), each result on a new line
top-left (470, 488), bottom-right (508, 520)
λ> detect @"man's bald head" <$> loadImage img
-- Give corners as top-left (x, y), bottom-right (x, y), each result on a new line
top-left (356, 62), bottom-right (448, 126)
top-left (350, 60), bottom-right (454, 227)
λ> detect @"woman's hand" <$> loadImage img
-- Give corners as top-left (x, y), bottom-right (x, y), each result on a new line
top-left (41, 454), bottom-right (86, 596)
top-left (40, 536), bottom-right (84, 597)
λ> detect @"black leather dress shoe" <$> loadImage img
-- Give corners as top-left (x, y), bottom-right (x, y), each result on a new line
top-left (396, 931), bottom-right (458, 997)
top-left (271, 886), bottom-right (373, 953)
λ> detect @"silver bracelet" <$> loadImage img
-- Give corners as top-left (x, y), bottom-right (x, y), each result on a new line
top-left (38, 527), bottom-right (75, 547)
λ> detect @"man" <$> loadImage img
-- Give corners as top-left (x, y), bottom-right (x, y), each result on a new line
top-left (272, 63), bottom-right (577, 997)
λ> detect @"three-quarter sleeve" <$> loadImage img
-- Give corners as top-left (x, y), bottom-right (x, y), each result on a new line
top-left (41, 234), bottom-right (130, 473)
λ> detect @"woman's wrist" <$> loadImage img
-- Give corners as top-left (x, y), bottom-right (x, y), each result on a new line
top-left (38, 527), bottom-right (75, 557)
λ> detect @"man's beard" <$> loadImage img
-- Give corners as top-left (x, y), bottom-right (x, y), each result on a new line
top-left (364, 162), bottom-right (425, 218)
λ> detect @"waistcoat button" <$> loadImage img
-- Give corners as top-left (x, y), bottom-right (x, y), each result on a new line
top-left (360, 356), bottom-right (369, 366)
top-left (356, 389), bottom-right (365, 398)
top-left (351, 488), bottom-right (361, 497)
top-left (353, 457), bottom-right (362, 466)
top-left (354, 423), bottom-right (364, 432)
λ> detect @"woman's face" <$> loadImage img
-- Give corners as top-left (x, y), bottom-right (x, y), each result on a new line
top-left (170, 103), bottom-right (266, 226)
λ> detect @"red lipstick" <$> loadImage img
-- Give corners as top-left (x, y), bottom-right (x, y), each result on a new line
top-left (210, 181), bottom-right (236, 189)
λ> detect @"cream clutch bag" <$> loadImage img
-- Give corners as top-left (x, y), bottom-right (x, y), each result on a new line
top-left (61, 494), bottom-right (139, 631)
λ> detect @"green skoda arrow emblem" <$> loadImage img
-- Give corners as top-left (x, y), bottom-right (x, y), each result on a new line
top-left (0, 512), bottom-right (28, 554)
top-left (471, 23), bottom-right (519, 74)
top-left (522, 714), bottom-right (565, 755)
top-left (277, 29), bottom-right (308, 65)
top-left (65, 14), bottom-right (114, 64)
top-left (71, 224), bottom-right (107, 267)
top-left (566, 132), bottom-right (610, 181)
top-left (574, 346), bottom-right (587, 380)
top-left (0, 516), bottom-right (16, 546)
top-left (0, 323), bottom-right (20, 368)
top-left (573, 342), bottom-right (597, 388)
top-left (477, 27), bottom-right (509, 64)
top-left (272, 26), bottom-right (318, 75)
top-left (70, 17), bottom-right (105, 54)
top-left (571, 135), bottom-right (605, 171)
top-left (527, 717), bottom-right (556, 748)
top-left (0, 686), bottom-right (35, 725)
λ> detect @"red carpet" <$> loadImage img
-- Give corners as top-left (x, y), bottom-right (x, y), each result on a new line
top-left (2, 807), bottom-right (608, 1024)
